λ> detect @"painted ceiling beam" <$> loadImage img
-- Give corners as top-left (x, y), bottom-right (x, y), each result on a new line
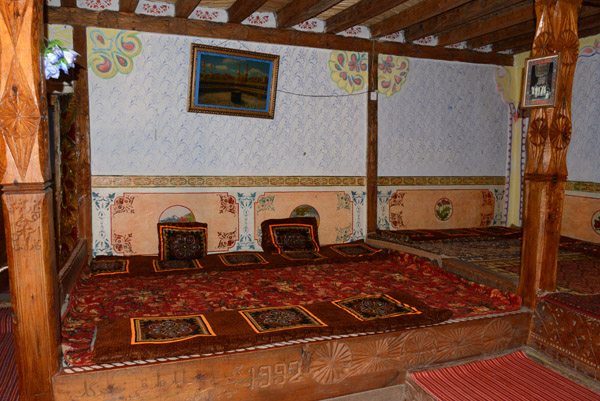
top-left (175, 0), bottom-right (201, 18)
top-left (277, 0), bottom-right (344, 28)
top-left (436, 1), bottom-right (535, 47)
top-left (120, 0), bottom-right (139, 13)
top-left (46, 6), bottom-right (513, 65)
top-left (471, 5), bottom-right (600, 50)
top-left (402, 0), bottom-right (525, 42)
top-left (324, 0), bottom-right (410, 34)
top-left (227, 0), bottom-right (270, 24)
top-left (370, 0), bottom-right (472, 39)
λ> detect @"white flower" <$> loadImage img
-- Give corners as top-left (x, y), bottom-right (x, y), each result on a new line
top-left (62, 49), bottom-right (79, 67)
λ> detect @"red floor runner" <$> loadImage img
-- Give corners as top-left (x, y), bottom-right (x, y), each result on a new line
top-left (0, 307), bottom-right (18, 401)
top-left (410, 351), bottom-right (600, 401)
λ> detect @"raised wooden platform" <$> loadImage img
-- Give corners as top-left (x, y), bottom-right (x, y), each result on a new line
top-left (53, 310), bottom-right (530, 401)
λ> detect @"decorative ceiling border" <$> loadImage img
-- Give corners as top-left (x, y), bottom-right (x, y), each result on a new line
top-left (91, 176), bottom-right (366, 188)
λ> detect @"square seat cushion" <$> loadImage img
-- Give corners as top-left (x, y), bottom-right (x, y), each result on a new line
top-left (261, 217), bottom-right (320, 254)
top-left (158, 222), bottom-right (208, 260)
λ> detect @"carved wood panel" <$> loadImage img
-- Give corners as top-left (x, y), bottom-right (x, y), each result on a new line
top-left (53, 312), bottom-right (530, 401)
top-left (530, 300), bottom-right (600, 381)
top-left (0, 0), bottom-right (50, 184)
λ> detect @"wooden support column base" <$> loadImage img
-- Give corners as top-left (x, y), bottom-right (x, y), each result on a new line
top-left (3, 184), bottom-right (60, 401)
top-left (519, 176), bottom-right (566, 308)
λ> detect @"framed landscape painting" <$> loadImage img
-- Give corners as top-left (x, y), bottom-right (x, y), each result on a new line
top-left (187, 44), bottom-right (280, 119)
top-left (521, 54), bottom-right (560, 108)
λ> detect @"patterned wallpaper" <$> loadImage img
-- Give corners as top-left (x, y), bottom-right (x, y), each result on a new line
top-left (568, 37), bottom-right (600, 183)
top-left (88, 30), bottom-right (367, 177)
top-left (378, 58), bottom-right (509, 177)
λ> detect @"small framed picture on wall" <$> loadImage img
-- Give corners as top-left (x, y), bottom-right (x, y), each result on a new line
top-left (521, 54), bottom-right (560, 108)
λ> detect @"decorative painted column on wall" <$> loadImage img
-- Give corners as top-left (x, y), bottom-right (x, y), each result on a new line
top-left (519, 0), bottom-right (582, 308)
top-left (0, 1), bottom-right (60, 400)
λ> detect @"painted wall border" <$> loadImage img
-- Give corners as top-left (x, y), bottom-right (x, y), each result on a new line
top-left (92, 176), bottom-right (509, 188)
top-left (378, 176), bottom-right (505, 186)
top-left (566, 181), bottom-right (600, 193)
top-left (92, 176), bottom-right (366, 188)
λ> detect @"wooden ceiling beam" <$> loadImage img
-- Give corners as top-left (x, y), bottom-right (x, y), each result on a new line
top-left (60, 0), bottom-right (76, 7)
top-left (467, 20), bottom-right (535, 49)
top-left (277, 0), bottom-right (344, 28)
top-left (436, 1), bottom-right (535, 47)
top-left (46, 6), bottom-right (513, 65)
top-left (120, 0), bottom-right (139, 13)
top-left (582, 0), bottom-right (600, 5)
top-left (469, 5), bottom-right (600, 50)
top-left (175, 0), bottom-right (201, 18)
top-left (324, 0), bottom-right (409, 34)
top-left (492, 31), bottom-right (533, 52)
top-left (370, 0), bottom-right (472, 39)
top-left (227, 0), bottom-right (270, 24)
top-left (402, 0), bottom-right (525, 42)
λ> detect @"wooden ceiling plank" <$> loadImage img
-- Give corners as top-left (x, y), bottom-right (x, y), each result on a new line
top-left (277, 0), bottom-right (344, 28)
top-left (467, 20), bottom-right (535, 49)
top-left (436, 2), bottom-right (535, 47)
top-left (470, 5), bottom-right (600, 50)
top-left (120, 0), bottom-right (139, 13)
top-left (227, 0), bottom-right (270, 23)
top-left (402, 0), bottom-right (525, 42)
top-left (61, 0), bottom-right (77, 7)
top-left (370, 0), bottom-right (472, 39)
top-left (175, 0), bottom-right (201, 18)
top-left (579, 24), bottom-right (600, 40)
top-left (492, 32), bottom-right (533, 52)
top-left (46, 6), bottom-right (513, 65)
top-left (324, 0), bottom-right (410, 34)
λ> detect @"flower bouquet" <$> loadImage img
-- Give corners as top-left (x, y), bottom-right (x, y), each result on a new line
top-left (43, 40), bottom-right (79, 80)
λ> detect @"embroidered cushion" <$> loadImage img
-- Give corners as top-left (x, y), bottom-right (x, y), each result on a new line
top-left (158, 222), bottom-right (208, 261)
top-left (261, 217), bottom-right (320, 253)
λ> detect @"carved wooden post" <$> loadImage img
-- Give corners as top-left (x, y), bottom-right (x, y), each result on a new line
top-left (0, 1), bottom-right (60, 400)
top-left (366, 48), bottom-right (378, 233)
top-left (73, 25), bottom-right (92, 255)
top-left (519, 0), bottom-right (581, 308)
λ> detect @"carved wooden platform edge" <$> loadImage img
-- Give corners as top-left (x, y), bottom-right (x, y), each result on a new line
top-left (53, 310), bottom-right (530, 401)
top-left (530, 299), bottom-right (600, 381)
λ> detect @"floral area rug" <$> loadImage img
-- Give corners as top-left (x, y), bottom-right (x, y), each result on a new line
top-left (62, 252), bottom-right (521, 366)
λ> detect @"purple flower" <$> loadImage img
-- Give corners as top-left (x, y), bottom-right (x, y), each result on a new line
top-left (44, 58), bottom-right (60, 79)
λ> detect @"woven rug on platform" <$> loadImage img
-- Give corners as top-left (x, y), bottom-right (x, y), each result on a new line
top-left (543, 292), bottom-right (600, 320)
top-left (474, 253), bottom-right (600, 294)
top-left (410, 350), bottom-right (600, 401)
top-left (0, 308), bottom-right (18, 401)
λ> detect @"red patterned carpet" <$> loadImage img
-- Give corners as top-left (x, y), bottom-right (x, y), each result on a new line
top-left (410, 351), bottom-right (600, 401)
top-left (0, 307), bottom-right (18, 401)
top-left (62, 252), bottom-right (521, 366)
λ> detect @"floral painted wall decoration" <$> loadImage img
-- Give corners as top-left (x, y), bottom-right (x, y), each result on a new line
top-left (329, 51), bottom-right (368, 94)
top-left (378, 54), bottom-right (409, 97)
top-left (87, 28), bottom-right (142, 79)
top-left (580, 39), bottom-right (599, 58)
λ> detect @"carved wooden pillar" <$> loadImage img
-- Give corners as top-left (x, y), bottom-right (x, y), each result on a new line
top-left (73, 25), bottom-right (92, 255)
top-left (0, 1), bottom-right (60, 400)
top-left (366, 48), bottom-right (378, 233)
top-left (519, 0), bottom-right (581, 308)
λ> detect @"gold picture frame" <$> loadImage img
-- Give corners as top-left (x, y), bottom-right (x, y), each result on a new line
top-left (187, 44), bottom-right (280, 119)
